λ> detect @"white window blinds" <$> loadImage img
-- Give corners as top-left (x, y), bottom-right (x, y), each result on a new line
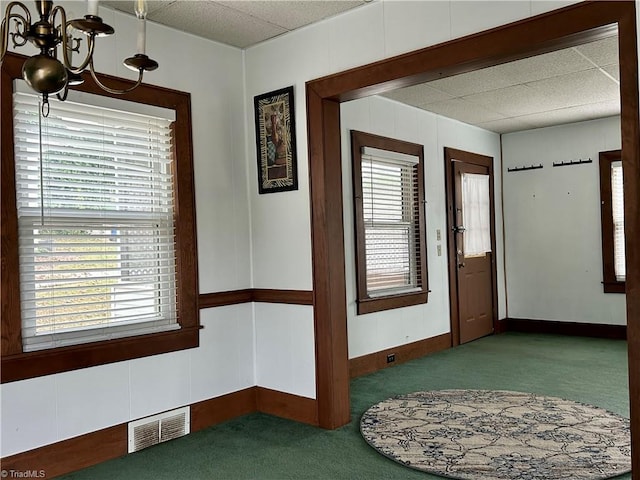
top-left (461, 173), bottom-right (491, 257)
top-left (361, 147), bottom-right (421, 296)
top-left (13, 91), bottom-right (179, 352)
top-left (611, 161), bottom-right (625, 281)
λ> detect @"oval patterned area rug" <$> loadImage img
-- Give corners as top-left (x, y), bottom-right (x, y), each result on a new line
top-left (360, 390), bottom-right (631, 480)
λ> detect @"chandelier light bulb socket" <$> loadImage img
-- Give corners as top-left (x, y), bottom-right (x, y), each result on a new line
top-left (67, 71), bottom-right (85, 86)
top-left (124, 53), bottom-right (158, 72)
top-left (22, 54), bottom-right (68, 94)
top-left (70, 16), bottom-right (115, 37)
top-left (35, 0), bottom-right (54, 18)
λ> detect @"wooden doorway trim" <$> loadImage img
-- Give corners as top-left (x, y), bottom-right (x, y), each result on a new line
top-left (306, 6), bottom-right (639, 475)
top-left (443, 148), bottom-right (499, 347)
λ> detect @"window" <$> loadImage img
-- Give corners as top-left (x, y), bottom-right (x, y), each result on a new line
top-left (1, 53), bottom-right (199, 382)
top-left (350, 130), bottom-right (428, 314)
top-left (599, 149), bottom-right (625, 293)
top-left (14, 90), bottom-right (179, 351)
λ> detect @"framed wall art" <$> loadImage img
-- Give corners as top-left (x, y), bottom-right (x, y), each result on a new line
top-left (254, 86), bottom-right (298, 194)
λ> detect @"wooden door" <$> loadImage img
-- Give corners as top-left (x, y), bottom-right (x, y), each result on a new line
top-left (445, 148), bottom-right (498, 345)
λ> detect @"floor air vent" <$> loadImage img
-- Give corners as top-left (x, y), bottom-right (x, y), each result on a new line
top-left (128, 406), bottom-right (190, 453)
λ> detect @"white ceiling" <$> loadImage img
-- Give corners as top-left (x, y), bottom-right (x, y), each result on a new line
top-left (382, 35), bottom-right (620, 134)
top-left (102, 1), bottom-right (620, 135)
top-left (102, 0), bottom-right (366, 48)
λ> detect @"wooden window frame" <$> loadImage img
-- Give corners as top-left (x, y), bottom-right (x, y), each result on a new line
top-left (599, 149), bottom-right (626, 293)
top-left (350, 130), bottom-right (428, 315)
top-left (1, 53), bottom-right (200, 383)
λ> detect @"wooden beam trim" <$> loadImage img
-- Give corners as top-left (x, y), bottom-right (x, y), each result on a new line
top-left (306, 91), bottom-right (351, 429)
top-left (198, 289), bottom-right (253, 308)
top-left (198, 289), bottom-right (314, 309)
top-left (310, 2), bottom-right (626, 101)
top-left (617, 6), bottom-right (640, 477)
top-left (252, 289), bottom-right (314, 305)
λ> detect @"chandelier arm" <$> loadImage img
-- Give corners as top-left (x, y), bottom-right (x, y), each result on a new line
top-left (1, 18), bottom-right (6, 63)
top-left (51, 5), bottom-right (86, 74)
top-left (1, 2), bottom-right (31, 62)
top-left (50, 5), bottom-right (69, 63)
top-left (56, 80), bottom-right (69, 102)
top-left (66, 33), bottom-right (95, 74)
top-left (88, 59), bottom-right (143, 94)
top-left (9, 14), bottom-right (29, 48)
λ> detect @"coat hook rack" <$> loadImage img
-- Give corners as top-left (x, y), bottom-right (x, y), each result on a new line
top-left (507, 164), bottom-right (543, 173)
top-left (553, 158), bottom-right (593, 167)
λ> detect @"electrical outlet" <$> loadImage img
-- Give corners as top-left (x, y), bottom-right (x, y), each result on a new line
top-left (437, 245), bottom-right (442, 256)
top-left (436, 229), bottom-right (441, 241)
top-left (387, 353), bottom-right (396, 363)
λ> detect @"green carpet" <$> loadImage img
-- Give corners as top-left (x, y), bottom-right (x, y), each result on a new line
top-left (60, 333), bottom-right (630, 480)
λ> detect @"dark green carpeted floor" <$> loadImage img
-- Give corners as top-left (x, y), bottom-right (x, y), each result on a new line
top-left (60, 332), bottom-right (631, 479)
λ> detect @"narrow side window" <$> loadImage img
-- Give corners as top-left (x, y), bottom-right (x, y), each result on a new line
top-left (599, 149), bottom-right (625, 293)
top-left (351, 130), bottom-right (428, 315)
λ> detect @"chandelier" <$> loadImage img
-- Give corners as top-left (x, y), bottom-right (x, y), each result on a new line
top-left (0, 0), bottom-right (158, 115)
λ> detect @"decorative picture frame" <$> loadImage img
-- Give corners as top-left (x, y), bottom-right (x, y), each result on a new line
top-left (254, 86), bottom-right (298, 194)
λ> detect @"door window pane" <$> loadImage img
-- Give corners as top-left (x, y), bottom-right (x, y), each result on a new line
top-left (461, 173), bottom-right (491, 257)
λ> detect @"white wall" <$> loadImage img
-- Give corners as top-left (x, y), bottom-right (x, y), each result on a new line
top-left (244, 0), bottom-right (555, 375)
top-left (1, 4), bottom-right (254, 457)
top-left (502, 117), bottom-right (626, 324)
top-left (341, 96), bottom-right (504, 358)
top-left (244, 1), bottom-right (578, 289)
top-left (254, 304), bottom-right (316, 397)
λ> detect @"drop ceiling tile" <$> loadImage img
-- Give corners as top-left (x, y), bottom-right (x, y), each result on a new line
top-left (422, 98), bottom-right (505, 125)
top-left (574, 36), bottom-right (619, 67)
top-left (428, 65), bottom-right (521, 97)
top-left (492, 48), bottom-right (595, 84)
top-left (219, 1), bottom-right (365, 30)
top-left (149, 1), bottom-right (287, 48)
top-left (525, 68), bottom-right (620, 106)
top-left (476, 117), bottom-right (537, 134)
top-left (515, 99), bottom-right (620, 130)
top-left (382, 83), bottom-right (454, 107)
top-left (463, 84), bottom-right (556, 117)
top-left (602, 64), bottom-right (620, 82)
top-left (464, 69), bottom-right (619, 119)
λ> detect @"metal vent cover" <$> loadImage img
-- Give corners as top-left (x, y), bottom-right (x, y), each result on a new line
top-left (128, 406), bottom-right (190, 453)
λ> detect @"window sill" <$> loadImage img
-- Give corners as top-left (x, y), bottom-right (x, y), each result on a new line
top-left (1, 326), bottom-right (200, 383)
top-left (603, 281), bottom-right (626, 294)
top-left (357, 291), bottom-right (428, 315)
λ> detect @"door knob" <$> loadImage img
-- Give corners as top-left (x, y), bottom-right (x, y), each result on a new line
top-left (453, 225), bottom-right (466, 233)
